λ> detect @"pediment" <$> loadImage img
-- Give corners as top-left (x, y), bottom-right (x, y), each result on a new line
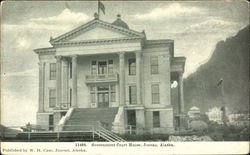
top-left (50, 19), bottom-right (144, 44)
top-left (69, 26), bottom-right (129, 41)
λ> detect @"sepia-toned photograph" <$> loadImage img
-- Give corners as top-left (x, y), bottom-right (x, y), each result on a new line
top-left (0, 0), bottom-right (249, 149)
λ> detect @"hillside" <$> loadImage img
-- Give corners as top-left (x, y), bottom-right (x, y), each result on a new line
top-left (183, 25), bottom-right (249, 113)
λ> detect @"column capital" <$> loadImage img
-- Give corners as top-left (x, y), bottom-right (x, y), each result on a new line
top-left (38, 62), bottom-right (45, 66)
top-left (55, 55), bottom-right (62, 60)
top-left (71, 55), bottom-right (78, 62)
top-left (119, 52), bottom-right (125, 59)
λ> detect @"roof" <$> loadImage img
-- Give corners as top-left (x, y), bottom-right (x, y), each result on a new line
top-left (111, 14), bottom-right (129, 29)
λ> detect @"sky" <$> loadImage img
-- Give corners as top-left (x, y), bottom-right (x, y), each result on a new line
top-left (1, 1), bottom-right (249, 126)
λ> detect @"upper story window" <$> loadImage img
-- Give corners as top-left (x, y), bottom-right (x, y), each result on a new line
top-left (129, 85), bottom-right (137, 105)
top-left (128, 58), bottom-right (136, 75)
top-left (49, 89), bottom-right (56, 108)
top-left (91, 61), bottom-right (97, 75)
top-left (98, 61), bottom-right (107, 75)
top-left (108, 60), bottom-right (114, 74)
top-left (69, 61), bottom-right (72, 79)
top-left (153, 111), bottom-right (160, 128)
top-left (91, 60), bottom-right (114, 75)
top-left (49, 63), bottom-right (56, 80)
top-left (152, 84), bottom-right (160, 104)
top-left (151, 56), bottom-right (159, 74)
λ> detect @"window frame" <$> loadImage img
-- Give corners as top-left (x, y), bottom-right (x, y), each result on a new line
top-left (108, 60), bottom-right (114, 75)
top-left (129, 85), bottom-right (137, 105)
top-left (151, 84), bottom-right (160, 104)
top-left (91, 60), bottom-right (97, 75)
top-left (110, 85), bottom-right (116, 102)
top-left (49, 63), bottom-right (56, 80)
top-left (128, 58), bottom-right (136, 75)
top-left (69, 61), bottom-right (72, 79)
top-left (153, 111), bottom-right (160, 128)
top-left (49, 89), bottom-right (56, 108)
top-left (150, 56), bottom-right (159, 74)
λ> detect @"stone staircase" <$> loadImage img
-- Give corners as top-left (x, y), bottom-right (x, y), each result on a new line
top-left (63, 108), bottom-right (119, 131)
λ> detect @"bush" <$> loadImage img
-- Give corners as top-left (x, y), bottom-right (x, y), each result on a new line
top-left (120, 133), bottom-right (169, 141)
top-left (190, 120), bottom-right (208, 132)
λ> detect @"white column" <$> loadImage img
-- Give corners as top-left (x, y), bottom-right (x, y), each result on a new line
top-left (38, 62), bottom-right (45, 112)
top-left (119, 52), bottom-right (125, 106)
top-left (136, 52), bottom-right (142, 105)
top-left (178, 72), bottom-right (184, 114)
top-left (62, 58), bottom-right (68, 107)
top-left (72, 55), bottom-right (78, 107)
top-left (56, 56), bottom-right (62, 108)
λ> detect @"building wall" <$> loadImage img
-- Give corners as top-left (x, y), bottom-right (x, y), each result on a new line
top-left (37, 113), bottom-right (52, 130)
top-left (145, 109), bottom-right (174, 134)
top-left (39, 54), bottom-right (56, 112)
top-left (37, 42), bottom-right (175, 134)
top-left (142, 47), bottom-right (171, 108)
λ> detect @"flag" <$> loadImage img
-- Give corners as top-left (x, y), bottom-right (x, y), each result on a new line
top-left (217, 78), bottom-right (223, 86)
top-left (98, 0), bottom-right (105, 15)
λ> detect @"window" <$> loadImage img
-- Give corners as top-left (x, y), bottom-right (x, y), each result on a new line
top-left (108, 60), bottom-right (114, 74)
top-left (69, 88), bottom-right (72, 106)
top-left (49, 63), bottom-right (56, 80)
top-left (48, 114), bottom-right (54, 130)
top-left (69, 61), bottom-right (72, 79)
top-left (128, 58), bottom-right (136, 75)
top-left (49, 89), bottom-right (56, 108)
top-left (90, 86), bottom-right (96, 103)
top-left (98, 61), bottom-right (107, 75)
top-left (111, 85), bottom-right (116, 102)
top-left (91, 61), bottom-right (97, 75)
top-left (90, 93), bottom-right (96, 103)
top-left (153, 111), bottom-right (160, 128)
top-left (152, 84), bottom-right (160, 104)
top-left (129, 85), bottom-right (137, 104)
top-left (151, 56), bottom-right (159, 74)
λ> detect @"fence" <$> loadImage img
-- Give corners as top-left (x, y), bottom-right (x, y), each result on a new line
top-left (1, 123), bottom-right (125, 142)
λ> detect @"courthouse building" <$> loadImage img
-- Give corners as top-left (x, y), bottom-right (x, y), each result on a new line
top-left (34, 13), bottom-right (186, 134)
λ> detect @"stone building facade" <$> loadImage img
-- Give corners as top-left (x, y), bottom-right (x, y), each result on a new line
top-left (34, 14), bottom-right (186, 134)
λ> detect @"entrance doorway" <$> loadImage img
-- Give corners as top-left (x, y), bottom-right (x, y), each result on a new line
top-left (98, 92), bottom-right (109, 108)
top-left (127, 110), bottom-right (136, 133)
top-left (97, 85), bottom-right (109, 108)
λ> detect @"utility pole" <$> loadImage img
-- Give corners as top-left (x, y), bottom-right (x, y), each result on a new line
top-left (218, 78), bottom-right (227, 125)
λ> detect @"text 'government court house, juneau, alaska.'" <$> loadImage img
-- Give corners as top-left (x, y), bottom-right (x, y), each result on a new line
top-left (34, 9), bottom-right (186, 135)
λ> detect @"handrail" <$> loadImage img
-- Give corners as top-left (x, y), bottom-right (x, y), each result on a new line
top-left (98, 125), bottom-right (125, 142)
top-left (97, 130), bottom-right (117, 141)
top-left (96, 121), bottom-right (125, 142)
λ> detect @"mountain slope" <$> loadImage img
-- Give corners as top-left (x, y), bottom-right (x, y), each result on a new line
top-left (183, 25), bottom-right (249, 113)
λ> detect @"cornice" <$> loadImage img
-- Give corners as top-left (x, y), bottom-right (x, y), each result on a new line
top-left (34, 47), bottom-right (56, 55)
top-left (53, 37), bottom-right (142, 48)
